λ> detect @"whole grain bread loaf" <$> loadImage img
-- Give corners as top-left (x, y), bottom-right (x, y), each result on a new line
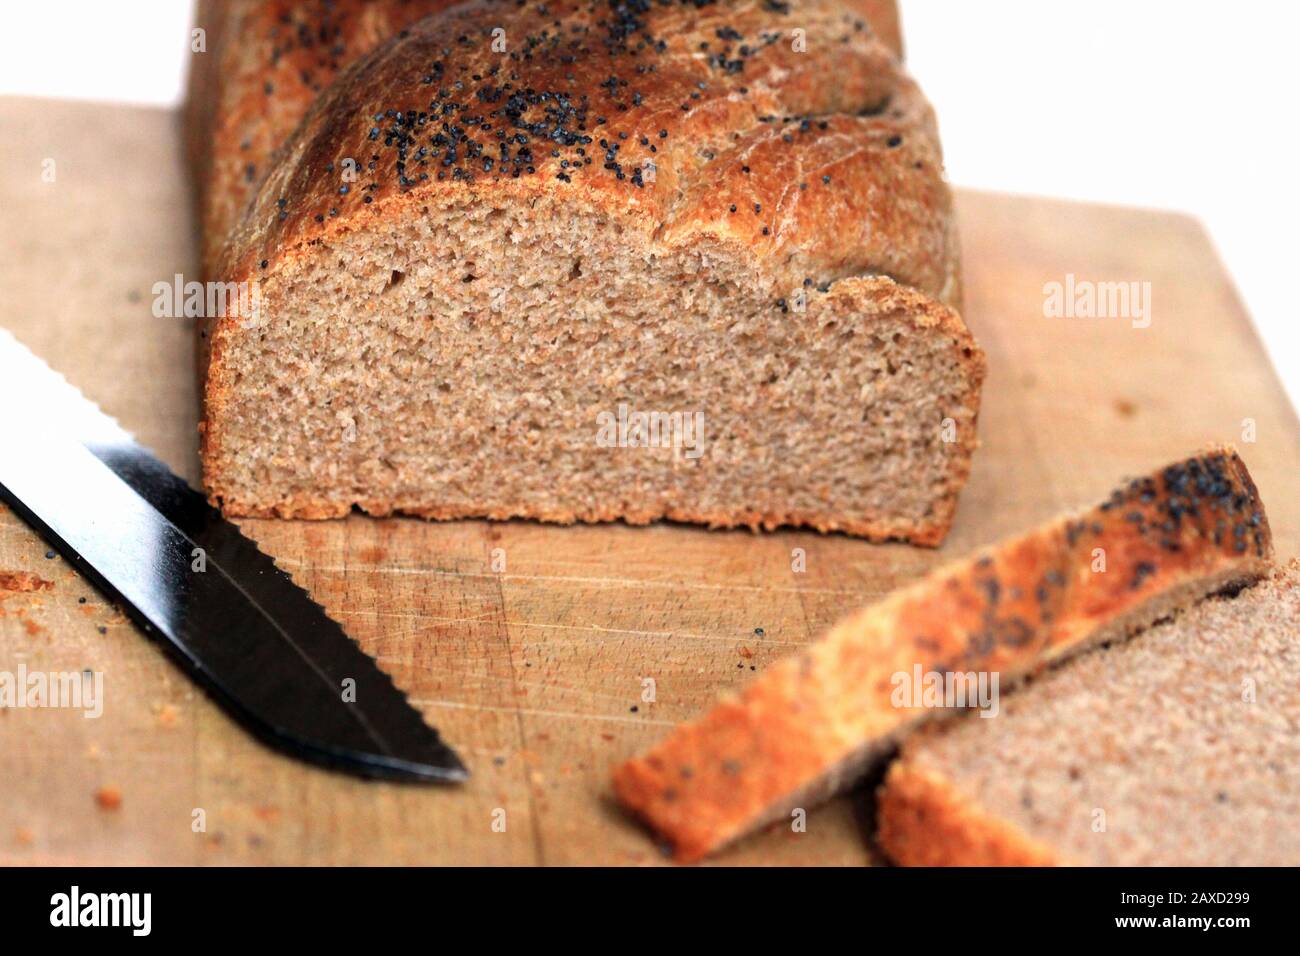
top-left (878, 559), bottom-right (1299, 866)
top-left (193, 0), bottom-right (981, 545)
top-left (612, 448), bottom-right (1273, 861)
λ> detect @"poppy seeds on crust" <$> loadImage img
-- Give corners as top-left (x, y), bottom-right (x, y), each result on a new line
top-left (262, 0), bottom-right (815, 204)
top-left (208, 0), bottom-right (935, 261)
top-left (191, 0), bottom-right (468, 275)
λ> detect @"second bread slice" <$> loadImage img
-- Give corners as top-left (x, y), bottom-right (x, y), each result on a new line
top-left (612, 447), bottom-right (1273, 860)
top-left (877, 560), bottom-right (1300, 866)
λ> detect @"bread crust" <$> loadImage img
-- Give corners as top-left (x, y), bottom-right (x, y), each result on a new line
top-left (184, 0), bottom-right (229, 239)
top-left (611, 448), bottom-right (1273, 861)
top-left (876, 760), bottom-right (1065, 865)
top-left (186, 0), bottom-right (467, 275)
top-left (210, 2), bottom-right (942, 289)
top-left (187, 0), bottom-right (904, 276)
top-left (197, 1), bottom-right (972, 541)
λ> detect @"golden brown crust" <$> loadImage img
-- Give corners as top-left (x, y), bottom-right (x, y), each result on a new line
top-left (187, 1), bottom-right (904, 276)
top-left (186, 0), bottom-right (464, 275)
top-left (876, 760), bottom-right (1065, 865)
top-left (184, 0), bottom-right (229, 238)
top-left (212, 1), bottom-right (938, 287)
top-left (852, 0), bottom-right (904, 60)
top-left (611, 447), bottom-right (1273, 861)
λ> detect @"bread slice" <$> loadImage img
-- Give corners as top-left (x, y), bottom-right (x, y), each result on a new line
top-left (878, 560), bottom-right (1300, 866)
top-left (611, 448), bottom-right (1273, 861)
top-left (199, 0), bottom-right (979, 545)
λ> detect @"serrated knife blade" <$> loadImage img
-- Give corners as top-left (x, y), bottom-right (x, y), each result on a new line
top-left (0, 328), bottom-right (467, 783)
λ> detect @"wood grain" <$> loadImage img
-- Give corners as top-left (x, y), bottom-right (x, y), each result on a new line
top-left (1, 98), bottom-right (1296, 865)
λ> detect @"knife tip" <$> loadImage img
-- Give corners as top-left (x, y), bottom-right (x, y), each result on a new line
top-left (407, 753), bottom-right (471, 784)
top-left (362, 740), bottom-right (470, 784)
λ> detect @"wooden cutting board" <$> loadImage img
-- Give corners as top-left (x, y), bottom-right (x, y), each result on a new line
top-left (1, 98), bottom-right (1296, 866)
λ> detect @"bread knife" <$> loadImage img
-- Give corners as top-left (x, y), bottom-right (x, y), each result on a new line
top-left (0, 328), bottom-right (467, 783)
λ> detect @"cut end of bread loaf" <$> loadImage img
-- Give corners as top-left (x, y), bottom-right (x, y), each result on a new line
top-left (199, 0), bottom-right (980, 545)
top-left (204, 214), bottom-right (981, 541)
top-left (878, 558), bottom-right (1300, 866)
top-left (611, 447), bottom-right (1272, 861)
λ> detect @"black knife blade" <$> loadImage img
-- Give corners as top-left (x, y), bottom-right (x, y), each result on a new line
top-left (0, 328), bottom-right (467, 783)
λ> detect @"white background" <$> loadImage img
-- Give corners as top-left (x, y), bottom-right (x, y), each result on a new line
top-left (0, 0), bottom-right (1295, 412)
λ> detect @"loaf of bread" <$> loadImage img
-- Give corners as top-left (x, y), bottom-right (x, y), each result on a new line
top-left (192, 0), bottom-right (981, 544)
top-left (612, 448), bottom-right (1273, 860)
top-left (878, 559), bottom-right (1299, 866)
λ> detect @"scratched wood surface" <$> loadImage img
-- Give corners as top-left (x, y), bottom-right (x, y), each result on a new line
top-left (1, 98), bottom-right (1297, 865)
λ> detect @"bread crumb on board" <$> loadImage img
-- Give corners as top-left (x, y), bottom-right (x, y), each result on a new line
top-left (0, 571), bottom-right (54, 592)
